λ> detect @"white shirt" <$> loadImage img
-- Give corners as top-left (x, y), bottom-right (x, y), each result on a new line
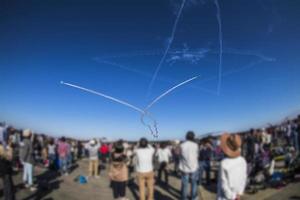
top-left (217, 156), bottom-right (247, 200)
top-left (0, 126), bottom-right (5, 143)
top-left (179, 140), bottom-right (199, 173)
top-left (87, 143), bottom-right (100, 160)
top-left (135, 145), bottom-right (155, 173)
top-left (156, 148), bottom-right (172, 163)
top-left (48, 144), bottom-right (56, 155)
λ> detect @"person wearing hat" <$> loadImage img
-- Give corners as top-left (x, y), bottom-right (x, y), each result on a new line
top-left (19, 129), bottom-right (37, 192)
top-left (87, 139), bottom-right (100, 178)
top-left (217, 133), bottom-right (247, 200)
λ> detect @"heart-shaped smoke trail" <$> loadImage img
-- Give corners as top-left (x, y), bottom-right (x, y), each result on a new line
top-left (61, 75), bottom-right (198, 138)
top-left (60, 81), bottom-right (159, 137)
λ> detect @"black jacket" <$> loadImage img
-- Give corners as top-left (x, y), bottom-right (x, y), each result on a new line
top-left (0, 156), bottom-right (12, 177)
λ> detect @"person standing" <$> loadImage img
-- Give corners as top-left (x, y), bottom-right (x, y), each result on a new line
top-left (87, 139), bottom-right (100, 178)
top-left (20, 129), bottom-right (36, 191)
top-left (179, 131), bottom-right (199, 200)
top-left (100, 143), bottom-right (109, 164)
top-left (109, 140), bottom-right (129, 200)
top-left (57, 137), bottom-right (69, 175)
top-left (217, 133), bottom-right (247, 200)
top-left (48, 139), bottom-right (56, 170)
top-left (172, 140), bottom-right (181, 176)
top-left (156, 142), bottom-right (172, 185)
top-left (0, 142), bottom-right (15, 200)
top-left (198, 140), bottom-right (212, 186)
top-left (134, 138), bottom-right (155, 200)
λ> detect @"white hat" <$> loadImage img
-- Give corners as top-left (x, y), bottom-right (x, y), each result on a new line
top-left (174, 140), bottom-right (180, 145)
top-left (89, 139), bottom-right (95, 145)
top-left (23, 129), bottom-right (31, 137)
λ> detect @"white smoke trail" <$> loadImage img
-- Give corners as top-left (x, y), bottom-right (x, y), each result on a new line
top-left (147, 0), bottom-right (187, 97)
top-left (94, 58), bottom-right (217, 95)
top-left (213, 0), bottom-right (223, 95)
top-left (60, 81), bottom-right (144, 114)
top-left (141, 75), bottom-right (199, 137)
top-left (145, 76), bottom-right (199, 111)
top-left (60, 81), bottom-right (160, 138)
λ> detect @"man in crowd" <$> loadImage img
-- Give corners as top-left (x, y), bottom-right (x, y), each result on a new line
top-left (179, 131), bottom-right (199, 200)
top-left (134, 138), bottom-right (155, 200)
top-left (87, 139), bottom-right (101, 178)
top-left (198, 140), bottom-right (212, 186)
top-left (20, 129), bottom-right (37, 191)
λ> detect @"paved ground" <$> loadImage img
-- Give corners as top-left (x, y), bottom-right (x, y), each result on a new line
top-left (1, 159), bottom-right (300, 200)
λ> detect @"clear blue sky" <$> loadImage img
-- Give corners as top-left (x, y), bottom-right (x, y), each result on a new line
top-left (1, 0), bottom-right (300, 140)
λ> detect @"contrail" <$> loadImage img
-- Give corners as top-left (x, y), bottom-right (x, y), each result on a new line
top-left (141, 75), bottom-right (199, 137)
top-left (147, 0), bottom-right (187, 97)
top-left (95, 58), bottom-right (217, 95)
top-left (196, 59), bottom-right (263, 85)
top-left (94, 58), bottom-right (152, 78)
top-left (145, 75), bottom-right (199, 111)
top-left (61, 81), bottom-right (159, 138)
top-left (213, 0), bottom-right (223, 95)
top-left (61, 76), bottom-right (198, 138)
top-left (60, 81), bottom-right (144, 114)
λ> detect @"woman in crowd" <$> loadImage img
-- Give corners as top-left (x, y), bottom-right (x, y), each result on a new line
top-left (108, 140), bottom-right (129, 200)
top-left (134, 138), bottom-right (155, 200)
top-left (0, 142), bottom-right (15, 200)
top-left (156, 142), bottom-right (171, 185)
top-left (217, 133), bottom-right (247, 200)
top-left (57, 137), bottom-right (69, 175)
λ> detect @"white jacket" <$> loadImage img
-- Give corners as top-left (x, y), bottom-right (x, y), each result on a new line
top-left (217, 156), bottom-right (247, 200)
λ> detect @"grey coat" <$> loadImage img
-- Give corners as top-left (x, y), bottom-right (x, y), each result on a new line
top-left (19, 138), bottom-right (34, 164)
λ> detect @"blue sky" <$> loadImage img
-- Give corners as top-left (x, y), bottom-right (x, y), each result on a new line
top-left (1, 0), bottom-right (300, 140)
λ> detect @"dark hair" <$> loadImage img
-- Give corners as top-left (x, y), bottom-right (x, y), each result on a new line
top-left (111, 153), bottom-right (126, 162)
top-left (114, 140), bottom-right (124, 153)
top-left (186, 131), bottom-right (195, 141)
top-left (48, 139), bottom-right (53, 145)
top-left (139, 138), bottom-right (148, 148)
top-left (61, 137), bottom-right (66, 142)
top-left (160, 142), bottom-right (167, 149)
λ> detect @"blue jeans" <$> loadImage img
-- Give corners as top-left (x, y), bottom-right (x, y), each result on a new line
top-left (199, 160), bottom-right (211, 185)
top-left (181, 171), bottom-right (199, 200)
top-left (23, 162), bottom-right (33, 186)
top-left (60, 157), bottom-right (68, 174)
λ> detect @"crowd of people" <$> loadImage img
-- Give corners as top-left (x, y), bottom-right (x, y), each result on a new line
top-left (0, 114), bottom-right (300, 200)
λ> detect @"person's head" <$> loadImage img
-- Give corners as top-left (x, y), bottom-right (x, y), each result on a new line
top-left (114, 140), bottom-right (124, 153)
top-left (139, 137), bottom-right (148, 148)
top-left (61, 137), bottom-right (66, 142)
top-left (49, 139), bottom-right (54, 145)
top-left (220, 133), bottom-right (242, 158)
top-left (186, 131), bottom-right (195, 141)
top-left (160, 142), bottom-right (167, 149)
top-left (22, 129), bottom-right (31, 138)
top-left (89, 139), bottom-right (96, 146)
